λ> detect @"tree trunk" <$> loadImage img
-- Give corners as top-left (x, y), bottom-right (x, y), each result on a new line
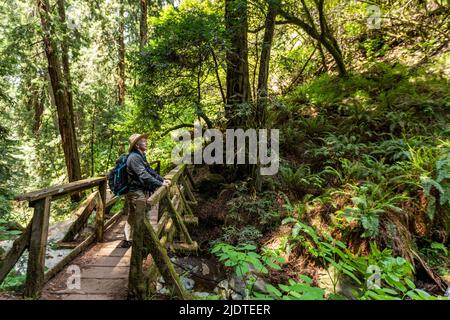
top-left (315, 0), bottom-right (346, 76)
top-left (224, 0), bottom-right (251, 128)
top-left (37, 0), bottom-right (82, 190)
top-left (118, 0), bottom-right (126, 106)
top-left (209, 46), bottom-right (226, 106)
top-left (278, 2), bottom-right (347, 76)
top-left (196, 66), bottom-right (213, 129)
top-left (139, 0), bottom-right (148, 50)
top-left (319, 35), bottom-right (346, 76)
top-left (90, 104), bottom-right (96, 177)
top-left (56, 0), bottom-right (82, 199)
top-left (57, 0), bottom-right (76, 130)
top-left (256, 0), bottom-right (278, 127)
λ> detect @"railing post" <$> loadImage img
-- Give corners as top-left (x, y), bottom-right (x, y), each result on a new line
top-left (0, 221), bottom-right (32, 284)
top-left (185, 167), bottom-right (196, 190)
top-left (180, 175), bottom-right (197, 205)
top-left (128, 198), bottom-right (147, 300)
top-left (164, 195), bottom-right (193, 244)
top-left (142, 215), bottom-right (189, 299)
top-left (96, 179), bottom-right (107, 241)
top-left (24, 196), bottom-right (51, 298)
top-left (177, 183), bottom-right (194, 217)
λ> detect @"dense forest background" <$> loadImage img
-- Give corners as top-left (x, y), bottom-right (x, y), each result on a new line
top-left (0, 0), bottom-right (449, 299)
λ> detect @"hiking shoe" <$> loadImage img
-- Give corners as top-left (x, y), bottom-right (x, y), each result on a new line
top-left (120, 240), bottom-right (132, 248)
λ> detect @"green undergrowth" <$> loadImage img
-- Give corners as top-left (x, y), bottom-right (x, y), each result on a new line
top-left (210, 56), bottom-right (449, 300)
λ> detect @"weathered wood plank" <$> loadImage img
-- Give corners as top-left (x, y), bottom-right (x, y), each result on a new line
top-left (62, 192), bottom-right (98, 242)
top-left (44, 233), bottom-right (95, 283)
top-left (164, 163), bottom-right (185, 183)
top-left (81, 266), bottom-right (129, 279)
top-left (185, 167), bottom-right (196, 190)
top-left (164, 195), bottom-right (193, 245)
top-left (55, 242), bottom-right (78, 249)
top-left (24, 197), bottom-right (51, 298)
top-left (177, 183), bottom-right (194, 216)
top-left (44, 212), bottom-right (124, 283)
top-left (104, 209), bottom-right (124, 230)
top-left (0, 221), bottom-right (32, 284)
top-left (182, 215), bottom-right (198, 225)
top-left (93, 256), bottom-right (130, 267)
top-left (145, 164), bottom-right (186, 206)
top-left (105, 195), bottom-right (120, 216)
top-left (128, 199), bottom-right (147, 299)
top-left (15, 177), bottom-right (106, 202)
top-left (169, 241), bottom-right (198, 253)
top-left (96, 181), bottom-right (107, 241)
top-left (147, 184), bottom-right (169, 206)
top-left (180, 175), bottom-right (197, 205)
top-left (156, 212), bottom-right (169, 237)
top-left (142, 215), bottom-right (189, 299)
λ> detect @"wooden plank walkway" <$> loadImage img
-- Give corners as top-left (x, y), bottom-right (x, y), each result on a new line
top-left (41, 207), bottom-right (159, 300)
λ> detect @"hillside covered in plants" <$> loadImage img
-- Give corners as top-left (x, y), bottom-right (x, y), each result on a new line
top-left (0, 0), bottom-right (449, 300)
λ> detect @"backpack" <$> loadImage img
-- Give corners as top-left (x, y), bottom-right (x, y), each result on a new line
top-left (107, 154), bottom-right (129, 196)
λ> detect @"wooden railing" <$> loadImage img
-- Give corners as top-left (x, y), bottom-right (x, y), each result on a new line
top-left (127, 163), bottom-right (198, 300)
top-left (0, 163), bottom-right (198, 300)
top-left (0, 176), bottom-right (122, 298)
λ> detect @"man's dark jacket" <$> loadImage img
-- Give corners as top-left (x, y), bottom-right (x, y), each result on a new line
top-left (127, 150), bottom-right (164, 193)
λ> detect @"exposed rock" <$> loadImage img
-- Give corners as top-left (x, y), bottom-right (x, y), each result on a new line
top-left (193, 291), bottom-right (211, 298)
top-left (252, 278), bottom-right (269, 294)
top-left (215, 280), bottom-right (230, 299)
top-left (231, 292), bottom-right (243, 300)
top-left (181, 276), bottom-right (195, 291)
top-left (229, 275), bottom-right (248, 297)
top-left (0, 240), bottom-right (13, 253)
top-left (201, 262), bottom-right (210, 276)
top-left (157, 287), bottom-right (169, 295)
top-left (444, 286), bottom-right (450, 297)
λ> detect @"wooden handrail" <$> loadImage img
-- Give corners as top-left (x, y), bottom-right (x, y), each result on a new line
top-left (15, 176), bottom-right (106, 202)
top-left (145, 164), bottom-right (186, 206)
top-left (2, 175), bottom-right (109, 298)
top-left (2, 162), bottom-right (195, 299)
top-left (128, 163), bottom-right (198, 299)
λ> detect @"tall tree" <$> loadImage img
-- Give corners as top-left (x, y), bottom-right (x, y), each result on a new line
top-left (118, 0), bottom-right (126, 106)
top-left (36, 0), bottom-right (82, 187)
top-left (140, 0), bottom-right (148, 50)
top-left (278, 0), bottom-right (347, 76)
top-left (256, 0), bottom-right (278, 127)
top-left (57, 0), bottom-right (75, 128)
top-left (224, 0), bottom-right (251, 127)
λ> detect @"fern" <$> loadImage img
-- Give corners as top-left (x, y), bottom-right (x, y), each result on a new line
top-left (420, 151), bottom-right (450, 220)
top-left (336, 183), bottom-right (408, 238)
top-left (280, 164), bottom-right (324, 194)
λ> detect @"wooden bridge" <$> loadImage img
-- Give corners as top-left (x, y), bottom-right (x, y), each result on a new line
top-left (0, 164), bottom-right (199, 300)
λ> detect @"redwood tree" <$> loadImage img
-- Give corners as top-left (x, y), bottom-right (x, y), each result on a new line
top-left (224, 0), bottom-right (251, 128)
top-left (36, 0), bottom-right (82, 187)
top-left (139, 0), bottom-right (148, 50)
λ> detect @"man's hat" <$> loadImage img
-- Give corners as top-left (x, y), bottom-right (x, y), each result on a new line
top-left (128, 133), bottom-right (148, 152)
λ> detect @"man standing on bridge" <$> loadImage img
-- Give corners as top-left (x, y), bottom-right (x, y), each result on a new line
top-left (122, 133), bottom-right (171, 248)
